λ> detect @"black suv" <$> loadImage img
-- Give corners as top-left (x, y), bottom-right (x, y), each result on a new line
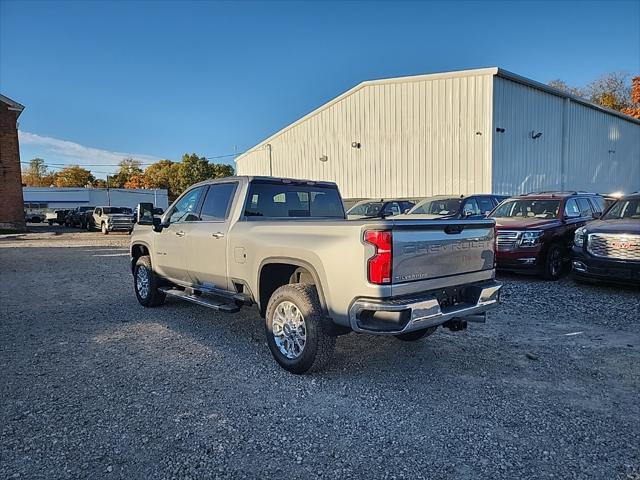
top-left (407, 194), bottom-right (507, 220)
top-left (346, 199), bottom-right (416, 219)
top-left (66, 206), bottom-right (95, 228)
top-left (572, 193), bottom-right (640, 285)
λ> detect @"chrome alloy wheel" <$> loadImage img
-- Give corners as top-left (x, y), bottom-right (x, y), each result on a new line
top-left (136, 266), bottom-right (150, 299)
top-left (272, 300), bottom-right (307, 359)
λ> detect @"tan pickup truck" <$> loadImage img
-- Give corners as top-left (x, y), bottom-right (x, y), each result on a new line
top-left (130, 176), bottom-right (501, 373)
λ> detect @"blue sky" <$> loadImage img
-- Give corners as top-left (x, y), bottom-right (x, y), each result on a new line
top-left (1, 0), bottom-right (639, 178)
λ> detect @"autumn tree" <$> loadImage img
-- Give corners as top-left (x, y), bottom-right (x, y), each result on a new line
top-left (548, 72), bottom-right (635, 112)
top-left (111, 158), bottom-right (143, 188)
top-left (548, 79), bottom-right (583, 97)
top-left (124, 174), bottom-right (146, 189)
top-left (53, 165), bottom-right (95, 187)
top-left (621, 76), bottom-right (640, 119)
top-left (22, 158), bottom-right (56, 186)
top-left (93, 179), bottom-right (108, 188)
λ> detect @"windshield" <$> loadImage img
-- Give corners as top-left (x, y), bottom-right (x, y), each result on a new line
top-left (491, 199), bottom-right (560, 219)
top-left (603, 198), bottom-right (640, 220)
top-left (103, 207), bottom-right (132, 215)
top-left (347, 202), bottom-right (383, 217)
top-left (409, 197), bottom-right (462, 215)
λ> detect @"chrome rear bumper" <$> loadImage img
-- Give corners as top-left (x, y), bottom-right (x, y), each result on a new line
top-left (349, 280), bottom-right (501, 335)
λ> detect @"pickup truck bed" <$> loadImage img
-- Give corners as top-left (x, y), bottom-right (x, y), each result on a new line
top-left (130, 176), bottom-right (501, 373)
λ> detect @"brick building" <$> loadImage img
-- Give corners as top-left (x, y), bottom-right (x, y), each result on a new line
top-left (0, 94), bottom-right (26, 232)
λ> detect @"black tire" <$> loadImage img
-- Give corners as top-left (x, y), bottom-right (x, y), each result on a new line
top-left (101, 222), bottom-right (109, 235)
top-left (133, 255), bottom-right (165, 307)
top-left (395, 326), bottom-right (438, 342)
top-left (265, 284), bottom-right (336, 374)
top-left (48, 220), bottom-right (54, 226)
top-left (86, 220), bottom-right (92, 231)
top-left (542, 243), bottom-right (564, 280)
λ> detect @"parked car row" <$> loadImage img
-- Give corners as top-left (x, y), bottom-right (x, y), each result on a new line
top-left (347, 190), bottom-right (639, 285)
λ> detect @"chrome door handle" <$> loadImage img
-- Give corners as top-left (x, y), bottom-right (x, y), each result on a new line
top-left (212, 232), bottom-right (225, 239)
top-left (176, 231), bottom-right (185, 237)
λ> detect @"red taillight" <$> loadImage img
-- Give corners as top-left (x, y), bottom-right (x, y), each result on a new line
top-left (364, 230), bottom-right (392, 284)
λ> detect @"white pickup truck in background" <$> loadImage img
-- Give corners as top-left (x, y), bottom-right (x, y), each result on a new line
top-left (130, 176), bottom-right (501, 373)
top-left (88, 206), bottom-right (134, 235)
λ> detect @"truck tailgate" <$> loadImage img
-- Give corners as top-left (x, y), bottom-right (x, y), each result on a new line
top-left (391, 219), bottom-right (495, 283)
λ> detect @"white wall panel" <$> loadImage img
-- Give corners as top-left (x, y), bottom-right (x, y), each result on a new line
top-left (492, 77), bottom-right (565, 195)
top-left (236, 70), bottom-right (495, 199)
top-left (493, 76), bottom-right (640, 195)
top-left (565, 102), bottom-right (640, 193)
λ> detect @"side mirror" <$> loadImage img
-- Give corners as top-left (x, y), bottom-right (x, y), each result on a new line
top-left (137, 202), bottom-right (155, 226)
top-left (592, 212), bottom-right (601, 219)
top-left (152, 217), bottom-right (163, 232)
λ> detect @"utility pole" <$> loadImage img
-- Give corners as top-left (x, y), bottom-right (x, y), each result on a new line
top-left (266, 143), bottom-right (273, 176)
top-left (106, 175), bottom-right (111, 206)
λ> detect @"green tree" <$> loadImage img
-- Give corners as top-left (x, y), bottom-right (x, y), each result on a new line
top-left (54, 165), bottom-right (95, 187)
top-left (111, 158), bottom-right (143, 188)
top-left (22, 158), bottom-right (56, 186)
top-left (210, 162), bottom-right (235, 179)
top-left (176, 153), bottom-right (212, 193)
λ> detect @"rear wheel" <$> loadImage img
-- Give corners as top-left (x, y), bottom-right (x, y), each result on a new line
top-left (395, 326), bottom-right (438, 342)
top-left (543, 243), bottom-right (564, 280)
top-left (133, 255), bottom-right (165, 307)
top-left (265, 284), bottom-right (335, 374)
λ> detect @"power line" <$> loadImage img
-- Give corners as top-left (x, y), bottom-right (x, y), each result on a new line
top-left (20, 146), bottom-right (265, 169)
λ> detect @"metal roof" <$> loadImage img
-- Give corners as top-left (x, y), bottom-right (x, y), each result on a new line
top-left (0, 94), bottom-right (25, 114)
top-left (237, 67), bottom-right (640, 161)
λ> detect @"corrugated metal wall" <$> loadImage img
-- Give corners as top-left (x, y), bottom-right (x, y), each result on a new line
top-left (236, 71), bottom-right (495, 199)
top-left (493, 77), bottom-right (640, 195)
top-left (565, 102), bottom-right (640, 193)
top-left (492, 77), bottom-right (565, 195)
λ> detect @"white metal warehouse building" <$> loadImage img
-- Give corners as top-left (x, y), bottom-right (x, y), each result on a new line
top-left (23, 187), bottom-right (169, 213)
top-left (236, 67), bottom-right (640, 200)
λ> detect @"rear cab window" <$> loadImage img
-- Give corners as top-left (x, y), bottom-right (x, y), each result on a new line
top-left (244, 180), bottom-right (344, 219)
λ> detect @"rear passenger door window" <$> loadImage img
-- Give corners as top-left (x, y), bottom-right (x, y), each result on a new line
top-left (462, 198), bottom-right (481, 216)
top-left (588, 196), bottom-right (604, 215)
top-left (476, 197), bottom-right (495, 215)
top-left (576, 198), bottom-right (593, 217)
top-left (383, 202), bottom-right (402, 216)
top-left (199, 183), bottom-right (238, 222)
top-left (564, 199), bottom-right (581, 218)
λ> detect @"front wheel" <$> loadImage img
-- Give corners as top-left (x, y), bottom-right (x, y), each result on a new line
top-left (265, 284), bottom-right (336, 374)
top-left (101, 223), bottom-right (109, 235)
top-left (395, 326), bottom-right (438, 342)
top-left (133, 255), bottom-right (165, 307)
top-left (542, 243), bottom-right (564, 280)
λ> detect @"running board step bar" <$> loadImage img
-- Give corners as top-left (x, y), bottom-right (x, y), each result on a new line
top-left (159, 287), bottom-right (240, 312)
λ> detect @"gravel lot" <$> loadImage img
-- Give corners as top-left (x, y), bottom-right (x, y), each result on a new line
top-left (2, 225), bottom-right (639, 479)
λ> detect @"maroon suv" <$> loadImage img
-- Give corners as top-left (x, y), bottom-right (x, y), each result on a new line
top-left (490, 192), bottom-right (605, 280)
